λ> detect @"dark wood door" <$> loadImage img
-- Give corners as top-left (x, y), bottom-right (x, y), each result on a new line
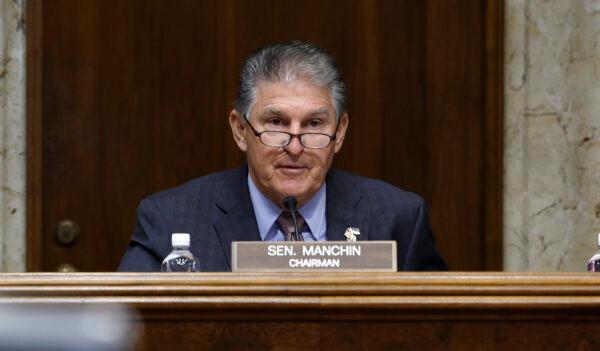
top-left (27, 0), bottom-right (503, 271)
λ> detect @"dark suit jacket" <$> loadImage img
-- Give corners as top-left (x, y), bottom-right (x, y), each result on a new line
top-left (118, 165), bottom-right (447, 271)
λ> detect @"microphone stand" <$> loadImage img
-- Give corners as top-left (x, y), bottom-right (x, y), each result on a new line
top-left (283, 196), bottom-right (301, 241)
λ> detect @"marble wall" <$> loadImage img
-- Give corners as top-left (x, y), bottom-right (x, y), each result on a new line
top-left (505, 0), bottom-right (600, 271)
top-left (0, 0), bottom-right (26, 272)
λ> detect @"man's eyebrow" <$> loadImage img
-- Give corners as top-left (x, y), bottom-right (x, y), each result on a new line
top-left (307, 107), bottom-right (330, 116)
top-left (260, 106), bottom-right (330, 117)
top-left (263, 107), bottom-right (283, 115)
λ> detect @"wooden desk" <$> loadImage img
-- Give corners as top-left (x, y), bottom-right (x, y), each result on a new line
top-left (1, 273), bottom-right (599, 350)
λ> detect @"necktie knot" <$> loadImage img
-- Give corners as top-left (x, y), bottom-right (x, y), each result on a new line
top-left (276, 211), bottom-right (305, 241)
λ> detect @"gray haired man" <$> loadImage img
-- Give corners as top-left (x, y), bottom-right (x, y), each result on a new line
top-left (118, 41), bottom-right (447, 271)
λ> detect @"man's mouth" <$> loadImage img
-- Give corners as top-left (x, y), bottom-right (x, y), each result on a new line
top-left (277, 164), bottom-right (308, 175)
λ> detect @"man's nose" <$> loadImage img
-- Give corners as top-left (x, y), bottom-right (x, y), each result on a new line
top-left (284, 135), bottom-right (304, 155)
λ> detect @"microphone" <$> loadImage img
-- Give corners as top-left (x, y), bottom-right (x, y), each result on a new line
top-left (282, 196), bottom-right (301, 241)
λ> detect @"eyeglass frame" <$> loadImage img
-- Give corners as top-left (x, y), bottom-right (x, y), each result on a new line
top-left (242, 114), bottom-right (340, 149)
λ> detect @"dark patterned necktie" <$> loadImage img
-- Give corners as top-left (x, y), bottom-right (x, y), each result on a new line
top-left (276, 211), bottom-right (306, 241)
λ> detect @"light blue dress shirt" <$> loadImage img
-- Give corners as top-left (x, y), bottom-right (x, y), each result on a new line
top-left (248, 175), bottom-right (327, 241)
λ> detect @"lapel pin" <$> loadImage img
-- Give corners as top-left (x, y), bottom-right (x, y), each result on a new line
top-left (344, 227), bottom-right (360, 242)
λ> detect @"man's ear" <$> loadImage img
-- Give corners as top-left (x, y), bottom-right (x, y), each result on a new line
top-left (229, 110), bottom-right (248, 152)
top-left (333, 113), bottom-right (349, 154)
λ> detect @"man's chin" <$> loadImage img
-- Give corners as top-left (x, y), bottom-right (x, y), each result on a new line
top-left (277, 182), bottom-right (320, 206)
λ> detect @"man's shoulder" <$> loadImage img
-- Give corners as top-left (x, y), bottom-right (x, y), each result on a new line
top-left (328, 168), bottom-right (424, 207)
top-left (143, 166), bottom-right (244, 206)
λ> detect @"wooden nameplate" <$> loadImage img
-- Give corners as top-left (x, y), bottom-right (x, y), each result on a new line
top-left (231, 241), bottom-right (397, 272)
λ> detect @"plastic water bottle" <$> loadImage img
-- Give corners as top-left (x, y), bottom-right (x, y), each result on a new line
top-left (161, 233), bottom-right (200, 272)
top-left (587, 233), bottom-right (600, 272)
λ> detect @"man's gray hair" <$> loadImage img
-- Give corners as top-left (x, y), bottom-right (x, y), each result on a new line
top-left (235, 41), bottom-right (346, 120)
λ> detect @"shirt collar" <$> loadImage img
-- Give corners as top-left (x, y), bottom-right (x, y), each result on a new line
top-left (247, 175), bottom-right (327, 241)
top-left (297, 182), bottom-right (327, 241)
top-left (247, 176), bottom-right (281, 241)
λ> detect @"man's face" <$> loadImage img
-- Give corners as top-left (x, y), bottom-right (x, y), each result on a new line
top-left (229, 80), bottom-right (348, 207)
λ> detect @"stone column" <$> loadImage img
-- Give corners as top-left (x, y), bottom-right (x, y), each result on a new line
top-left (0, 0), bottom-right (26, 272)
top-left (505, 0), bottom-right (600, 271)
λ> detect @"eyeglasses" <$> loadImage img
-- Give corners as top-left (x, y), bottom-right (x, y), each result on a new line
top-left (243, 115), bottom-right (338, 149)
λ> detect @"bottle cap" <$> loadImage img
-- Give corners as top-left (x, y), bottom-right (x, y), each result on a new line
top-left (171, 233), bottom-right (190, 247)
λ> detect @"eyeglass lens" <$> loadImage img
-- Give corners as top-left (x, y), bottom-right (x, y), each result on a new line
top-left (261, 132), bottom-right (331, 148)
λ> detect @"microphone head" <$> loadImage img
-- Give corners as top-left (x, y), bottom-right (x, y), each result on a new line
top-left (282, 196), bottom-right (297, 210)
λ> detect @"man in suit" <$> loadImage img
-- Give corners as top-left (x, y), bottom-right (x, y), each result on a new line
top-left (118, 41), bottom-right (446, 272)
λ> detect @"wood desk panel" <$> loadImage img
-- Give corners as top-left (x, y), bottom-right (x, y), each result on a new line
top-left (1, 273), bottom-right (599, 350)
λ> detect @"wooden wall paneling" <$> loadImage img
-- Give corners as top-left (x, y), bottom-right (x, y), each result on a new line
top-left (377, 0), bottom-right (427, 197)
top-left (26, 0), bottom-right (503, 271)
top-left (425, 0), bottom-right (485, 270)
top-left (38, 0), bottom-right (242, 271)
top-left (26, 0), bottom-right (43, 271)
top-left (216, 0), bottom-right (245, 170)
top-left (341, 0), bottom-right (383, 179)
top-left (483, 0), bottom-right (505, 270)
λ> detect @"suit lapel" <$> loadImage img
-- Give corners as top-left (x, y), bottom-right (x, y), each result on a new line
top-left (326, 170), bottom-right (369, 242)
top-left (212, 165), bottom-right (261, 268)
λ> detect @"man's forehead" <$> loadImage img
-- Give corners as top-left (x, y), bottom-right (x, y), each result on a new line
top-left (252, 81), bottom-right (334, 116)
